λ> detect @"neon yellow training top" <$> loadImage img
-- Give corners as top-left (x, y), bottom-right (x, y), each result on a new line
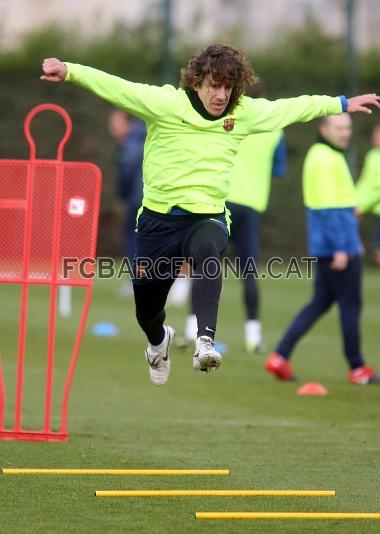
top-left (303, 143), bottom-right (356, 209)
top-left (227, 130), bottom-right (283, 212)
top-left (356, 147), bottom-right (380, 215)
top-left (65, 63), bottom-right (342, 214)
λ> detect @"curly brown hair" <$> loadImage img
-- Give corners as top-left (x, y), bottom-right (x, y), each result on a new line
top-left (180, 44), bottom-right (256, 111)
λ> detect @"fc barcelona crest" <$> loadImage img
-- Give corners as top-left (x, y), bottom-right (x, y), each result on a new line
top-left (223, 118), bottom-right (235, 132)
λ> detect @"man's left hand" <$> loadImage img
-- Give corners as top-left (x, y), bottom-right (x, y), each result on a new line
top-left (347, 94), bottom-right (380, 114)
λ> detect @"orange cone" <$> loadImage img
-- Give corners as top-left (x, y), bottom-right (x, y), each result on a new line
top-left (297, 382), bottom-right (328, 396)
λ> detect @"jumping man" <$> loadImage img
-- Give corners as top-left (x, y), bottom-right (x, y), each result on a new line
top-left (41, 44), bottom-right (380, 385)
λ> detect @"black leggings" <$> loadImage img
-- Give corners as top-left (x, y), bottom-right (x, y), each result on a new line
top-left (276, 256), bottom-right (363, 369)
top-left (226, 202), bottom-right (260, 320)
top-left (134, 221), bottom-right (227, 344)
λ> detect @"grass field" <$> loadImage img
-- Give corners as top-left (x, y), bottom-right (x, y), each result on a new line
top-left (0, 268), bottom-right (379, 533)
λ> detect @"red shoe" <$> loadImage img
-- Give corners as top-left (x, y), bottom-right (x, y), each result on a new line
top-left (348, 365), bottom-right (380, 385)
top-left (265, 353), bottom-right (296, 381)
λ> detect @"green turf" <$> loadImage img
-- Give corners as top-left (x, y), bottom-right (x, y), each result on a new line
top-left (0, 269), bottom-right (380, 533)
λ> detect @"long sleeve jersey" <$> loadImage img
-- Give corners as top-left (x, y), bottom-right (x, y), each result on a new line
top-left (356, 147), bottom-right (380, 215)
top-left (303, 141), bottom-right (361, 257)
top-left (65, 63), bottom-right (343, 214)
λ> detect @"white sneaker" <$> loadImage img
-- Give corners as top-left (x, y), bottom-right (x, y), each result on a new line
top-left (145, 326), bottom-right (175, 386)
top-left (118, 282), bottom-right (134, 298)
top-left (193, 336), bottom-right (222, 372)
top-left (245, 320), bottom-right (263, 354)
top-left (184, 314), bottom-right (197, 343)
top-left (166, 277), bottom-right (191, 307)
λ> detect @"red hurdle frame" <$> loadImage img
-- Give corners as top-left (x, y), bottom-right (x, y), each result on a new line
top-left (0, 104), bottom-right (102, 441)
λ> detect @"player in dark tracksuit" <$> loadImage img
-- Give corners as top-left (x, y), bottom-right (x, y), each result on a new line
top-left (266, 114), bottom-right (380, 385)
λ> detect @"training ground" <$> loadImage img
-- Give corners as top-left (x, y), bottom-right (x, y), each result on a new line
top-left (0, 269), bottom-right (379, 533)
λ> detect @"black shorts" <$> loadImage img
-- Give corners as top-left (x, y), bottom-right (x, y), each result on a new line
top-left (133, 208), bottom-right (228, 285)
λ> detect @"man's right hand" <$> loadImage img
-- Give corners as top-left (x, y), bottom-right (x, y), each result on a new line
top-left (40, 58), bottom-right (68, 82)
top-left (330, 251), bottom-right (349, 271)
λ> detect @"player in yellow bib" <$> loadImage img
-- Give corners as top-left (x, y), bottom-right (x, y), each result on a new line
top-left (266, 114), bottom-right (380, 385)
top-left (41, 44), bottom-right (380, 386)
top-left (357, 123), bottom-right (380, 266)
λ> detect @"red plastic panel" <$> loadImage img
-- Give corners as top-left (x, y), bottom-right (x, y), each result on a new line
top-left (0, 104), bottom-right (102, 442)
top-left (0, 162), bottom-right (28, 279)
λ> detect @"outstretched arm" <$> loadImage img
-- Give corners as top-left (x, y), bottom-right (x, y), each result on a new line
top-left (245, 93), bottom-right (380, 134)
top-left (41, 58), bottom-right (380, 124)
top-left (40, 58), bottom-right (176, 120)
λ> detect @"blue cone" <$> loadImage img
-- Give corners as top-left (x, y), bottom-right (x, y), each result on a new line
top-left (92, 321), bottom-right (119, 337)
top-left (214, 341), bottom-right (228, 354)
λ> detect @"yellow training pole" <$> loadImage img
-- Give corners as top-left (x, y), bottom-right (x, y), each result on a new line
top-left (196, 512), bottom-right (380, 520)
top-left (95, 489), bottom-right (335, 497)
top-left (1, 468), bottom-right (229, 476)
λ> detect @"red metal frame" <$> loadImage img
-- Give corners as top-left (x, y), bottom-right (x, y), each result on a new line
top-left (0, 358), bottom-right (5, 431)
top-left (0, 104), bottom-right (102, 442)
